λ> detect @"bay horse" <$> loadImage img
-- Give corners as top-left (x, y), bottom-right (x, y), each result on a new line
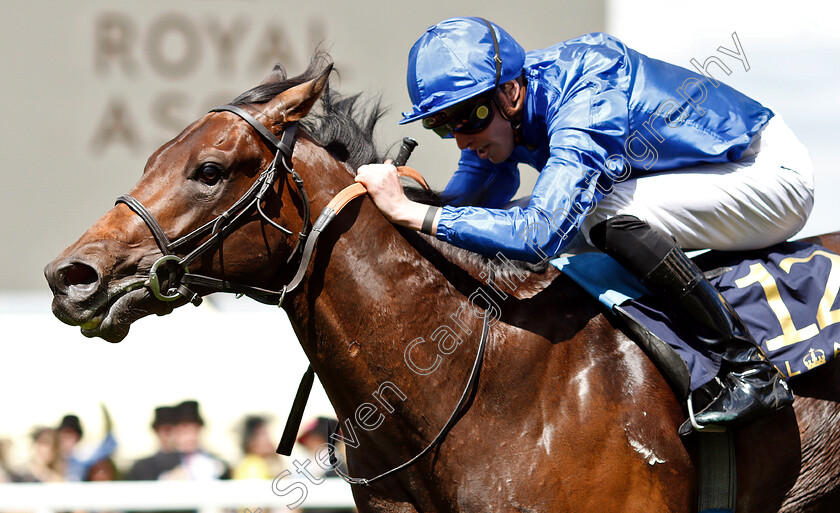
top-left (45, 55), bottom-right (840, 512)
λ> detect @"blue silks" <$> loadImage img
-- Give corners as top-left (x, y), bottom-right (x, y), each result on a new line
top-left (433, 32), bottom-right (771, 262)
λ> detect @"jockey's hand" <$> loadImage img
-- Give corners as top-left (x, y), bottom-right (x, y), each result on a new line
top-left (355, 161), bottom-right (436, 233)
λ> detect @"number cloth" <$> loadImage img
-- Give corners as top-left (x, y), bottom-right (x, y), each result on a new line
top-left (554, 242), bottom-right (840, 391)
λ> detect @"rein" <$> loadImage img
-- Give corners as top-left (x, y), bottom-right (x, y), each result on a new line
top-left (329, 275), bottom-right (494, 486)
top-left (118, 104), bottom-right (486, 487)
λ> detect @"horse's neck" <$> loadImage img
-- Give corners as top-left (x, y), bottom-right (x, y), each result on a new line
top-left (274, 143), bottom-right (608, 487)
top-left (278, 149), bottom-right (492, 451)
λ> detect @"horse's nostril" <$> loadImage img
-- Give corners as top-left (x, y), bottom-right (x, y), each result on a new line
top-left (64, 262), bottom-right (99, 287)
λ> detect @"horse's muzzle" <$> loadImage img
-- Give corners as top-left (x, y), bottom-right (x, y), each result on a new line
top-left (44, 258), bottom-right (104, 325)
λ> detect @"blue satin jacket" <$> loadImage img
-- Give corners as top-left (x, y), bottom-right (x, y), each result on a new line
top-left (435, 32), bottom-right (772, 263)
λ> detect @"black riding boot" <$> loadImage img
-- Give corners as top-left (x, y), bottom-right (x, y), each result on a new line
top-left (590, 215), bottom-right (794, 427)
top-left (642, 247), bottom-right (794, 426)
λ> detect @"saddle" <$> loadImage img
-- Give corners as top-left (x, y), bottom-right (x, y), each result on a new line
top-left (553, 240), bottom-right (840, 513)
top-left (553, 240), bottom-right (840, 401)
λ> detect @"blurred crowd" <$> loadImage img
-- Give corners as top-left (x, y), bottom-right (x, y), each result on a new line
top-left (0, 401), bottom-right (350, 512)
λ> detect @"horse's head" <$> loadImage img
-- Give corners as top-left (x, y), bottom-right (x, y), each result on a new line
top-left (45, 61), bottom-right (334, 342)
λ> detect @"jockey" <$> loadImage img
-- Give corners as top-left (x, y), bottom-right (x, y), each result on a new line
top-left (355, 17), bottom-right (814, 428)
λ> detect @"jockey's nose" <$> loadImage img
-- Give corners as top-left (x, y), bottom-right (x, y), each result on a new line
top-left (453, 131), bottom-right (472, 151)
top-left (45, 258), bottom-right (101, 301)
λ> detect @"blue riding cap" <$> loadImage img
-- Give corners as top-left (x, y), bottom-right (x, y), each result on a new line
top-left (400, 17), bottom-right (525, 125)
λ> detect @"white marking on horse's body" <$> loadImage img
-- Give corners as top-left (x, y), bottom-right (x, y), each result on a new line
top-left (570, 359), bottom-right (596, 403)
top-left (625, 429), bottom-right (667, 465)
top-left (537, 422), bottom-right (555, 456)
top-left (617, 338), bottom-right (647, 396)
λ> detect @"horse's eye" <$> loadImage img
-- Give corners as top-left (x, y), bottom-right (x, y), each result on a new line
top-left (197, 163), bottom-right (223, 185)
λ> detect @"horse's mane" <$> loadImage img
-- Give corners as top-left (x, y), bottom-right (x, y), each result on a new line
top-left (233, 52), bottom-right (548, 277)
top-left (231, 51), bottom-right (382, 171)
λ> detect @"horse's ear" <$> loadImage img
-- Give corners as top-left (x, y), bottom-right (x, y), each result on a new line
top-left (258, 64), bottom-right (332, 130)
top-left (259, 63), bottom-right (288, 85)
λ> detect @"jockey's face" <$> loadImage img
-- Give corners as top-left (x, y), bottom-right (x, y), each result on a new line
top-left (453, 101), bottom-right (515, 164)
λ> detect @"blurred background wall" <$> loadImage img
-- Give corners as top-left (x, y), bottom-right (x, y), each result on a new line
top-left (1, 0), bottom-right (837, 469)
top-left (0, 0), bottom-right (605, 290)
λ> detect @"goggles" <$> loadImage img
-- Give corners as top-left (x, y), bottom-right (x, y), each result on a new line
top-left (422, 96), bottom-right (495, 138)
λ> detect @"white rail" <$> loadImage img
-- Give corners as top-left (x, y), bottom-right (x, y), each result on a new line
top-left (0, 479), bottom-right (355, 512)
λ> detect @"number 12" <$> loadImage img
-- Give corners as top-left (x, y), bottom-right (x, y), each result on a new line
top-left (734, 250), bottom-right (840, 352)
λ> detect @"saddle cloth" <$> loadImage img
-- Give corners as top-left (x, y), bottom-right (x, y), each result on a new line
top-left (551, 241), bottom-right (840, 392)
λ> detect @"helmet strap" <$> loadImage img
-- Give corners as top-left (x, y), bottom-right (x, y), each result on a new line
top-left (478, 18), bottom-right (525, 141)
top-left (479, 18), bottom-right (503, 89)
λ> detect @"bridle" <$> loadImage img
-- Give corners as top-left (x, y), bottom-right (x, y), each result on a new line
top-left (117, 103), bottom-right (491, 489)
top-left (118, 104), bottom-right (426, 309)
top-left (116, 104), bottom-right (313, 308)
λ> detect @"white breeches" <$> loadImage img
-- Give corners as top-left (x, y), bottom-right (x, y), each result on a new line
top-left (581, 114), bottom-right (815, 251)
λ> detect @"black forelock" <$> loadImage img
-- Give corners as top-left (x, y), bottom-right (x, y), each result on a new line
top-left (231, 51), bottom-right (385, 170)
